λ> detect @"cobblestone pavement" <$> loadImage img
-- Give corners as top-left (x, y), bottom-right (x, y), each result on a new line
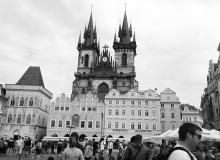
top-left (0, 149), bottom-right (119, 160)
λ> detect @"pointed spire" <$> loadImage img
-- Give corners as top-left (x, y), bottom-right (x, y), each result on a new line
top-left (118, 24), bottom-right (122, 37)
top-left (129, 23), bottom-right (132, 37)
top-left (114, 32), bottom-right (117, 42)
top-left (133, 31), bottom-right (136, 42)
top-left (78, 32), bottom-right (81, 45)
top-left (88, 12), bottom-right (93, 32)
top-left (122, 10), bottom-right (129, 34)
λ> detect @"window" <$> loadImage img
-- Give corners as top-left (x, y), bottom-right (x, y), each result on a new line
top-left (122, 122), bottom-right (125, 129)
top-left (108, 121), bottom-right (111, 128)
top-left (194, 117), bottom-right (197, 122)
top-left (138, 101), bottom-right (141, 105)
top-left (66, 121), bottom-right (70, 128)
top-left (131, 122), bottom-right (134, 129)
top-left (92, 107), bottom-right (97, 111)
top-left (26, 114), bottom-right (31, 124)
top-left (161, 122), bottom-right (165, 131)
top-left (108, 109), bottom-right (112, 115)
top-left (115, 109), bottom-right (119, 115)
top-left (96, 121), bottom-right (100, 128)
top-left (88, 107), bottom-right (91, 111)
top-left (10, 98), bottom-right (15, 106)
top-left (88, 121), bottom-right (92, 128)
top-left (51, 120), bottom-right (55, 127)
top-left (152, 110), bottom-right (156, 117)
top-left (145, 101), bottom-right (148, 105)
top-left (122, 53), bottom-right (127, 66)
top-left (161, 104), bottom-right (164, 108)
top-left (138, 110), bottom-right (141, 116)
top-left (145, 110), bottom-right (149, 116)
top-left (171, 113), bottom-right (175, 119)
top-left (131, 110), bottom-right (134, 116)
top-left (153, 123), bottom-right (156, 130)
top-left (122, 81), bottom-right (125, 86)
top-left (55, 106), bottom-right (59, 111)
top-left (122, 100), bottom-right (125, 104)
top-left (82, 107), bottom-right (85, 111)
top-left (116, 100), bottom-right (119, 104)
top-left (113, 93), bottom-right (116, 96)
top-left (138, 122), bottom-right (141, 129)
top-left (20, 98), bottom-right (24, 106)
top-left (81, 121), bottom-right (85, 128)
top-left (131, 101), bottom-right (134, 105)
top-left (122, 109), bottom-right (125, 115)
top-left (109, 100), bottom-right (112, 104)
top-left (29, 98), bottom-right (33, 106)
top-left (161, 113), bottom-right (165, 118)
top-left (115, 121), bottom-right (119, 129)
top-left (172, 124), bottom-right (175, 130)
top-left (17, 114), bottom-right (21, 124)
top-left (61, 107), bottom-right (64, 110)
top-left (58, 121), bottom-right (63, 127)
top-left (84, 54), bottom-right (89, 67)
top-left (171, 104), bottom-right (174, 108)
top-left (65, 107), bottom-right (69, 111)
top-left (145, 122), bottom-right (149, 130)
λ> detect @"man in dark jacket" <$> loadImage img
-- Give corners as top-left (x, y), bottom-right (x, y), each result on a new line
top-left (122, 134), bottom-right (149, 160)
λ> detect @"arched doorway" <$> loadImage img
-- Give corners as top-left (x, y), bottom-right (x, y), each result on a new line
top-left (51, 134), bottom-right (58, 137)
top-left (64, 134), bottom-right (70, 137)
top-left (13, 129), bottom-right (20, 140)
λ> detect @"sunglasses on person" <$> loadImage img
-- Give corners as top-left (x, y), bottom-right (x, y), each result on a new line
top-left (191, 132), bottom-right (202, 140)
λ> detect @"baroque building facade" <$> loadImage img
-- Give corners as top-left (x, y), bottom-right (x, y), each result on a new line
top-left (160, 88), bottom-right (181, 133)
top-left (46, 11), bottom-right (182, 139)
top-left (201, 43), bottom-right (220, 130)
top-left (180, 104), bottom-right (203, 127)
top-left (0, 67), bottom-right (52, 139)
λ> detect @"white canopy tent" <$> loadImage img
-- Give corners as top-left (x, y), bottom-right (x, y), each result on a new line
top-left (156, 128), bottom-right (220, 141)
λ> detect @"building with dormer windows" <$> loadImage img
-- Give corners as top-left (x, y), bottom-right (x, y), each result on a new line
top-left (46, 10), bottom-right (182, 139)
top-left (0, 67), bottom-right (52, 139)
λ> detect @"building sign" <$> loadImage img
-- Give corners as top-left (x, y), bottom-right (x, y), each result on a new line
top-left (72, 114), bottom-right (79, 127)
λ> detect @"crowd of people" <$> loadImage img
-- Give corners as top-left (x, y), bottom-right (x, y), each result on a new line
top-left (0, 123), bottom-right (220, 160)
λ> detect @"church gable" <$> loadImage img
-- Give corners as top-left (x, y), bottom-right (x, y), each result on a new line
top-left (161, 88), bottom-right (176, 94)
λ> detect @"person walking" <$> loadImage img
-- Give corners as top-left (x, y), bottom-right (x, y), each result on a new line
top-left (16, 136), bottom-right (24, 160)
top-left (61, 133), bottom-right (84, 160)
top-left (168, 122), bottom-right (202, 160)
top-left (84, 140), bottom-right (93, 160)
top-left (122, 134), bottom-right (149, 160)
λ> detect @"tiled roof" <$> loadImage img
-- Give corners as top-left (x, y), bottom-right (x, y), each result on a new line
top-left (16, 66), bottom-right (45, 87)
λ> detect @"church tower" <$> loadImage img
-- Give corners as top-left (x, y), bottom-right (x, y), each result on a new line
top-left (113, 10), bottom-right (137, 91)
top-left (77, 12), bottom-right (100, 74)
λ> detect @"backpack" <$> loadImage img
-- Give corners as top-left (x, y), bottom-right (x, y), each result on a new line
top-left (156, 147), bottom-right (194, 160)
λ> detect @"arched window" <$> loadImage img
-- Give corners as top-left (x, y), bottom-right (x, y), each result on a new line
top-left (17, 114), bottom-right (21, 124)
top-left (84, 55), bottom-right (89, 67)
top-left (29, 98), bottom-right (33, 106)
top-left (122, 53), bottom-right (127, 67)
top-left (20, 97), bottom-right (24, 106)
top-left (7, 114), bottom-right (12, 123)
top-left (26, 114), bottom-right (31, 124)
top-left (10, 97), bottom-right (15, 106)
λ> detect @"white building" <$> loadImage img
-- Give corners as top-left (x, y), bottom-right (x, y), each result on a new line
top-left (0, 67), bottom-right (52, 139)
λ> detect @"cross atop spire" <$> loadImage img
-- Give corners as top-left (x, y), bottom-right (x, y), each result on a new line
top-left (103, 44), bottom-right (109, 50)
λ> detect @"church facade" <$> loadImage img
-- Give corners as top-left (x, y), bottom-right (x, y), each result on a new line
top-left (46, 11), bottom-right (181, 139)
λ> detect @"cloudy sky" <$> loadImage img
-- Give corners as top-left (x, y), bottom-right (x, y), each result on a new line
top-left (1, 0), bottom-right (220, 107)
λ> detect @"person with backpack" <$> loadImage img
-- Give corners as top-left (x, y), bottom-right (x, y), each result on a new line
top-left (122, 134), bottom-right (149, 160)
top-left (167, 123), bottom-right (202, 160)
